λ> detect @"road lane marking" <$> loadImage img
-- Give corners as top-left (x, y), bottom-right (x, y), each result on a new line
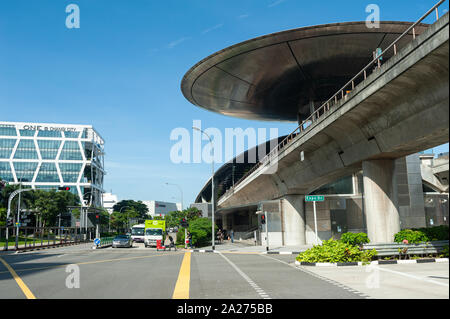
top-left (261, 254), bottom-right (370, 299)
top-left (217, 251), bottom-right (271, 299)
top-left (0, 257), bottom-right (36, 299)
top-left (0, 252), bottom-right (184, 275)
top-left (172, 252), bottom-right (191, 299)
top-left (376, 266), bottom-right (449, 287)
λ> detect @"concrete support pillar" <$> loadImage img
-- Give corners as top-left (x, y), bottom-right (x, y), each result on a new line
top-left (222, 213), bottom-right (228, 231)
top-left (281, 195), bottom-right (306, 245)
top-left (363, 160), bottom-right (401, 243)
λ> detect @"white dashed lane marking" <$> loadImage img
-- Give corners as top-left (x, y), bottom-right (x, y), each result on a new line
top-left (217, 251), bottom-right (271, 299)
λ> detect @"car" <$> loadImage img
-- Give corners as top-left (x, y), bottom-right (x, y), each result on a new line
top-left (112, 235), bottom-right (133, 248)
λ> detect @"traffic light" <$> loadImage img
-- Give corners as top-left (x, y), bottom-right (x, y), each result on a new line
top-left (96, 215), bottom-right (100, 224)
top-left (261, 214), bottom-right (266, 225)
top-left (180, 218), bottom-right (188, 228)
top-left (58, 186), bottom-right (70, 191)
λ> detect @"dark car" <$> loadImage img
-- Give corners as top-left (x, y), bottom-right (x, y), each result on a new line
top-left (112, 235), bottom-right (133, 248)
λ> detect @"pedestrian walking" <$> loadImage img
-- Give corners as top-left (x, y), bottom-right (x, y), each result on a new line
top-left (230, 229), bottom-right (234, 243)
top-left (217, 229), bottom-right (222, 244)
top-left (187, 231), bottom-right (193, 248)
top-left (168, 234), bottom-right (176, 251)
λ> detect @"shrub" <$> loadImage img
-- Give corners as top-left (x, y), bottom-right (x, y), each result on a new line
top-left (176, 228), bottom-right (186, 246)
top-left (414, 225), bottom-right (449, 241)
top-left (440, 245), bottom-right (449, 258)
top-left (295, 239), bottom-right (377, 263)
top-left (188, 218), bottom-right (218, 247)
top-left (340, 232), bottom-right (370, 246)
top-left (394, 229), bottom-right (429, 244)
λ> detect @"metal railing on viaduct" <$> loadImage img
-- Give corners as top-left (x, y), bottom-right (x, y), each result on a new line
top-left (220, 0), bottom-right (448, 201)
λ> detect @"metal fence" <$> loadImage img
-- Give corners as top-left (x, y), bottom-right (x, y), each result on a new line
top-left (363, 240), bottom-right (449, 258)
top-left (0, 226), bottom-right (96, 251)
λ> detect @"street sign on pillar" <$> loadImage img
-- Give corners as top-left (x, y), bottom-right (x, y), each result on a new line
top-left (305, 195), bottom-right (325, 202)
top-left (305, 195), bottom-right (324, 245)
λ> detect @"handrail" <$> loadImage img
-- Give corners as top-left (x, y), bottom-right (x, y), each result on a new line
top-left (220, 0), bottom-right (447, 201)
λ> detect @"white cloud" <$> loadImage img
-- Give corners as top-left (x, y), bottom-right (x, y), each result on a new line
top-left (167, 37), bottom-right (191, 49)
top-left (268, 0), bottom-right (286, 8)
top-left (201, 23), bottom-right (224, 34)
top-left (237, 14), bottom-right (250, 19)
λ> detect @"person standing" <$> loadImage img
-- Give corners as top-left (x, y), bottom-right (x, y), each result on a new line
top-left (230, 229), bottom-right (234, 243)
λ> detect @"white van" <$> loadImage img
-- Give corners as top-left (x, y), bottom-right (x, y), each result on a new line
top-left (144, 228), bottom-right (164, 248)
top-left (131, 224), bottom-right (145, 243)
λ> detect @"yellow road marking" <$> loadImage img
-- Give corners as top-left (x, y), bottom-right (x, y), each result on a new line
top-left (172, 252), bottom-right (191, 299)
top-left (0, 257), bottom-right (36, 299)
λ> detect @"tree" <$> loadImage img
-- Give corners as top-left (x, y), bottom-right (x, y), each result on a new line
top-left (110, 211), bottom-right (128, 233)
top-left (164, 207), bottom-right (201, 229)
top-left (33, 190), bottom-right (59, 227)
top-left (0, 208), bottom-right (6, 226)
top-left (113, 200), bottom-right (149, 221)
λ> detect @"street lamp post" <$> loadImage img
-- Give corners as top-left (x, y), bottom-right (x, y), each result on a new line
top-left (80, 190), bottom-right (95, 241)
top-left (165, 182), bottom-right (185, 248)
top-left (165, 183), bottom-right (183, 211)
top-left (192, 127), bottom-right (215, 251)
top-left (119, 206), bottom-right (131, 232)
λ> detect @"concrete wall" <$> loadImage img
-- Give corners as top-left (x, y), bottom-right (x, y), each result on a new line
top-left (398, 154), bottom-right (427, 229)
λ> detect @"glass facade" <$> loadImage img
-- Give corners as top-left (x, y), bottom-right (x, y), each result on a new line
top-left (13, 162), bottom-right (38, 182)
top-left (310, 175), bottom-right (354, 195)
top-left (64, 131), bottom-right (80, 138)
top-left (35, 162), bottom-right (59, 183)
top-left (0, 162), bottom-right (14, 182)
top-left (59, 163), bottom-right (82, 183)
top-left (0, 122), bottom-right (105, 207)
top-left (0, 125), bottom-right (17, 136)
top-left (60, 141), bottom-right (83, 160)
top-left (37, 130), bottom-right (62, 138)
top-left (14, 140), bottom-right (38, 159)
top-left (37, 140), bottom-right (61, 160)
top-left (0, 139), bottom-right (16, 159)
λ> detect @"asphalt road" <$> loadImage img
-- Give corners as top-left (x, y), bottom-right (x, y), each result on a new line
top-left (0, 243), bottom-right (448, 299)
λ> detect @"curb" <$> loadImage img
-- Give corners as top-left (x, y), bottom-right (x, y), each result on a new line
top-left (294, 258), bottom-right (449, 267)
top-left (189, 250), bottom-right (302, 254)
top-left (10, 242), bottom-right (81, 254)
top-left (263, 251), bottom-right (302, 255)
top-left (93, 244), bottom-right (112, 249)
top-left (189, 249), bottom-right (218, 253)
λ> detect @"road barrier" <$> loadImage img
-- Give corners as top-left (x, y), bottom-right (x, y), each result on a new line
top-left (1, 226), bottom-right (96, 251)
top-left (93, 237), bottom-right (114, 249)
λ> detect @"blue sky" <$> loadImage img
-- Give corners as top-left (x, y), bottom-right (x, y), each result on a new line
top-left (1, 0), bottom-right (448, 205)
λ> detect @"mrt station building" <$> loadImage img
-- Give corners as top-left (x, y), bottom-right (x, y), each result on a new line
top-left (181, 20), bottom-right (449, 245)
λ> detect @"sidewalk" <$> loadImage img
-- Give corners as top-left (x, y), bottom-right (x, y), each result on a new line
top-left (197, 241), bottom-right (313, 254)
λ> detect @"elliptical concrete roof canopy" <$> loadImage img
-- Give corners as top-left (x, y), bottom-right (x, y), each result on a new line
top-left (181, 21), bottom-right (428, 122)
